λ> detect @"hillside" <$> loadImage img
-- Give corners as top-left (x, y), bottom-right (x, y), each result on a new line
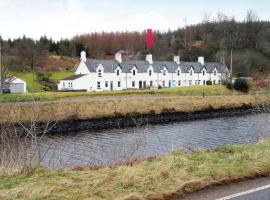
top-left (1, 11), bottom-right (270, 79)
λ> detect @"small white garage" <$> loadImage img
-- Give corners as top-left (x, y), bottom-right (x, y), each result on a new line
top-left (4, 77), bottom-right (27, 93)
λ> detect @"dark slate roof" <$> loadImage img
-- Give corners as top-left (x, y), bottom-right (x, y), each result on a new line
top-left (120, 61), bottom-right (151, 73)
top-left (153, 61), bottom-right (179, 73)
top-left (82, 58), bottom-right (227, 74)
top-left (85, 59), bottom-right (119, 73)
top-left (205, 62), bottom-right (227, 73)
top-left (62, 74), bottom-right (86, 80)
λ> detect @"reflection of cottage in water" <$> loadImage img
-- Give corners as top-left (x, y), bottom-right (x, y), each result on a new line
top-left (58, 51), bottom-right (228, 92)
top-left (3, 76), bottom-right (27, 93)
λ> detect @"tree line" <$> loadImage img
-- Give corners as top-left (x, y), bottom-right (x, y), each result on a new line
top-left (1, 10), bottom-right (270, 76)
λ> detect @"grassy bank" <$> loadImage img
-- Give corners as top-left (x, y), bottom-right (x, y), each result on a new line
top-left (14, 69), bottom-right (75, 92)
top-left (1, 139), bottom-right (270, 200)
top-left (0, 94), bottom-right (268, 123)
top-left (0, 85), bottom-right (236, 102)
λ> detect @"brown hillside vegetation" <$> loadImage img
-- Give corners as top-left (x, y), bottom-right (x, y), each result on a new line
top-left (3, 55), bottom-right (79, 71)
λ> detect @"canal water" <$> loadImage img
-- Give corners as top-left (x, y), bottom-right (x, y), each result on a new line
top-left (40, 113), bottom-right (270, 168)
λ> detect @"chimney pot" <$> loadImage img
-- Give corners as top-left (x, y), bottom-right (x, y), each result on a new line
top-left (81, 51), bottom-right (87, 62)
top-left (115, 52), bottom-right (122, 63)
top-left (146, 54), bottom-right (153, 64)
top-left (198, 56), bottom-right (205, 65)
top-left (174, 55), bottom-right (180, 64)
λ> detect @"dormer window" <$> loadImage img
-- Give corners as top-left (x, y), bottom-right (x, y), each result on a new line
top-left (117, 69), bottom-right (120, 76)
top-left (214, 71), bottom-right (217, 76)
top-left (203, 71), bottom-right (205, 76)
top-left (98, 69), bottom-right (102, 77)
top-left (149, 70), bottom-right (152, 76)
top-left (163, 70), bottom-right (166, 76)
top-left (133, 70), bottom-right (136, 76)
top-left (177, 70), bottom-right (180, 76)
top-left (190, 70), bottom-right (193, 76)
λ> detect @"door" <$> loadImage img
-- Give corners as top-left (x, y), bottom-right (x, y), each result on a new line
top-left (143, 81), bottom-right (146, 89)
top-left (110, 81), bottom-right (113, 90)
top-left (169, 80), bottom-right (172, 88)
top-left (139, 81), bottom-right (143, 89)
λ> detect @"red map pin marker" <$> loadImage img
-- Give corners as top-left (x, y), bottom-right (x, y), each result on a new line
top-left (146, 29), bottom-right (153, 49)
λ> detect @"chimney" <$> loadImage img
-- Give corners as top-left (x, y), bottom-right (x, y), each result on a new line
top-left (174, 55), bottom-right (180, 64)
top-left (198, 56), bottom-right (204, 65)
top-left (81, 51), bottom-right (87, 62)
top-left (115, 52), bottom-right (122, 63)
top-left (146, 54), bottom-right (153, 64)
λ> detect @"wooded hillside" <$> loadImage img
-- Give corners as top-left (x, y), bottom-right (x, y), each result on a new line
top-left (1, 10), bottom-right (270, 77)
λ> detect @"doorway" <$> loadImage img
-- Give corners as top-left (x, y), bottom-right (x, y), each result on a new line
top-left (139, 81), bottom-right (143, 89)
top-left (110, 81), bottom-right (113, 90)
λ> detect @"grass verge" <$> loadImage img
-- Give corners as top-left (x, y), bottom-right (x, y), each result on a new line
top-left (0, 94), bottom-right (268, 123)
top-left (1, 139), bottom-right (270, 200)
top-left (0, 85), bottom-right (237, 102)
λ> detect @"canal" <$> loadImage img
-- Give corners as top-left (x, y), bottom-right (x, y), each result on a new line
top-left (40, 113), bottom-right (270, 168)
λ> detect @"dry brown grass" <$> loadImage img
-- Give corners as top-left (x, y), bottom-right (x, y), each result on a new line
top-left (0, 95), bottom-right (269, 124)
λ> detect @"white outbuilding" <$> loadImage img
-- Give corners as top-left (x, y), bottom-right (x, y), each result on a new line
top-left (3, 77), bottom-right (27, 93)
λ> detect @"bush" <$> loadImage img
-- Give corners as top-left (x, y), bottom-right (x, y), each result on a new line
top-left (206, 80), bottom-right (212, 85)
top-left (233, 78), bottom-right (250, 93)
top-left (36, 72), bottom-right (52, 82)
top-left (223, 79), bottom-right (234, 90)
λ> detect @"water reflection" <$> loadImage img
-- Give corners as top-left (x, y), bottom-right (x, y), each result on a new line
top-left (40, 113), bottom-right (270, 168)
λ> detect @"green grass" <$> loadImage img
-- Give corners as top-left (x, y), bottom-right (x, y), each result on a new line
top-left (1, 139), bottom-right (270, 200)
top-left (14, 69), bottom-right (75, 93)
top-left (16, 72), bottom-right (44, 92)
top-left (49, 68), bottom-right (75, 81)
top-left (0, 85), bottom-right (235, 102)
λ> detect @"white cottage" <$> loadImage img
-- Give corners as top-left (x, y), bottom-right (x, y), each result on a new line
top-left (58, 51), bottom-right (227, 92)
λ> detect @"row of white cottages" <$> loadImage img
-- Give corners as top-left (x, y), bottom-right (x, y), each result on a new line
top-left (58, 51), bottom-right (228, 92)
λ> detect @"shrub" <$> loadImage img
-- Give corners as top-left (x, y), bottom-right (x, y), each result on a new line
top-left (223, 79), bottom-right (234, 90)
top-left (206, 80), bottom-right (212, 85)
top-left (233, 78), bottom-right (250, 93)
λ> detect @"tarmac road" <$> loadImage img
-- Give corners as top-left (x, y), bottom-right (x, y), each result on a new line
top-left (180, 177), bottom-right (270, 200)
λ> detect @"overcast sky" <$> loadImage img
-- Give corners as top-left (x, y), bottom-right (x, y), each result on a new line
top-left (0, 0), bottom-right (269, 40)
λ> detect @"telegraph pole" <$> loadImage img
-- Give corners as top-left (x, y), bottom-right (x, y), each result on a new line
top-left (230, 49), bottom-right (233, 81)
top-left (0, 42), bottom-right (3, 94)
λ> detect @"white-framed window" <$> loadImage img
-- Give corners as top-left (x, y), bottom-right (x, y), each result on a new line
top-left (150, 81), bottom-right (153, 87)
top-left (214, 71), bottom-right (217, 76)
top-left (98, 69), bottom-right (102, 77)
top-left (70, 82), bottom-right (73, 87)
top-left (198, 80), bottom-right (201, 85)
top-left (189, 80), bottom-right (192, 85)
top-left (177, 70), bottom-right (180, 76)
top-left (149, 70), bottom-right (152, 76)
top-left (132, 81), bottom-right (135, 87)
top-left (213, 80), bottom-right (216, 85)
top-left (133, 70), bottom-right (136, 76)
top-left (190, 70), bottom-right (193, 76)
top-left (116, 69), bottom-right (120, 76)
top-left (118, 81), bottom-right (121, 87)
top-left (203, 71), bottom-right (205, 76)
top-left (163, 70), bottom-right (166, 76)
top-left (97, 82), bottom-right (101, 89)
top-left (105, 81), bottom-right (108, 87)
top-left (162, 81), bottom-right (165, 87)
top-left (203, 80), bottom-right (206, 85)
top-left (63, 82), bottom-right (65, 87)
top-left (218, 80), bottom-right (221, 85)
top-left (178, 80), bottom-right (181, 86)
